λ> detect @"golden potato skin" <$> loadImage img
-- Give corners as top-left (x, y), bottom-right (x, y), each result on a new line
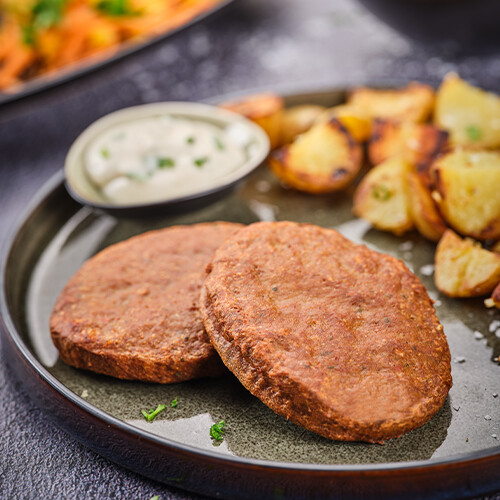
top-left (435, 230), bottom-right (500, 298)
top-left (369, 120), bottom-right (449, 182)
top-left (315, 104), bottom-right (372, 142)
top-left (434, 73), bottom-right (500, 149)
top-left (347, 82), bottom-right (435, 123)
top-left (491, 282), bottom-right (500, 307)
top-left (269, 119), bottom-right (362, 194)
top-left (407, 172), bottom-right (447, 242)
top-left (431, 150), bottom-right (500, 241)
top-left (280, 104), bottom-right (326, 145)
top-left (353, 156), bottom-right (414, 236)
top-left (220, 92), bottom-right (284, 148)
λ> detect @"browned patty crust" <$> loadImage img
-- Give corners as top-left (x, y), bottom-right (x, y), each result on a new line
top-left (50, 222), bottom-right (242, 383)
top-left (201, 221), bottom-right (452, 443)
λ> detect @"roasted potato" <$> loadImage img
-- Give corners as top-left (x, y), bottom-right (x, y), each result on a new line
top-left (220, 93), bottom-right (284, 148)
top-left (434, 73), bottom-right (500, 149)
top-left (431, 150), bottom-right (500, 241)
top-left (407, 172), bottom-right (447, 242)
top-left (280, 104), bottom-right (326, 145)
top-left (492, 241), bottom-right (500, 254)
top-left (369, 120), bottom-right (449, 183)
top-left (315, 104), bottom-right (372, 142)
top-left (435, 230), bottom-right (500, 297)
top-left (353, 156), bottom-right (414, 236)
top-left (268, 119), bottom-right (362, 194)
top-left (347, 82), bottom-right (435, 123)
top-left (489, 282), bottom-right (500, 308)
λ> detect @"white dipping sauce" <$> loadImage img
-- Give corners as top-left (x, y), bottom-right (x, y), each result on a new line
top-left (84, 115), bottom-right (250, 204)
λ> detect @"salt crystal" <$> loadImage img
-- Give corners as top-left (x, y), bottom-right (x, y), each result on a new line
top-left (473, 331), bottom-right (484, 340)
top-left (484, 415), bottom-right (492, 421)
top-left (420, 264), bottom-right (434, 276)
top-left (399, 241), bottom-right (414, 252)
top-left (453, 356), bottom-right (466, 363)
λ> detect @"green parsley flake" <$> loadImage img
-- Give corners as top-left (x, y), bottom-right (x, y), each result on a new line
top-left (101, 148), bottom-right (110, 159)
top-left (96, 0), bottom-right (136, 16)
top-left (372, 184), bottom-right (392, 201)
top-left (214, 136), bottom-right (225, 151)
top-left (170, 397), bottom-right (178, 408)
top-left (194, 156), bottom-right (209, 167)
top-left (142, 404), bottom-right (166, 422)
top-left (157, 157), bottom-right (175, 168)
top-left (209, 420), bottom-right (226, 441)
top-left (186, 136), bottom-right (196, 145)
top-left (150, 496), bottom-right (160, 500)
top-left (466, 125), bottom-right (482, 141)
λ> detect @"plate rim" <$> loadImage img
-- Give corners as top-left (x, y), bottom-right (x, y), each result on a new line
top-left (1, 169), bottom-right (499, 475)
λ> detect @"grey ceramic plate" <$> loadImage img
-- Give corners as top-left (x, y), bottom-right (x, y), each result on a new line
top-left (1, 90), bottom-right (500, 500)
top-left (0, 0), bottom-right (234, 107)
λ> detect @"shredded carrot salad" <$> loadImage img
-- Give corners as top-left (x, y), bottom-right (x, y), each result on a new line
top-left (0, 0), bottom-right (221, 91)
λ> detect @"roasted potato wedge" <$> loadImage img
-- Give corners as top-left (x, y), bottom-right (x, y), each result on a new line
top-left (407, 172), bottom-right (447, 242)
top-left (280, 104), bottom-right (327, 145)
top-left (431, 150), bottom-right (500, 241)
top-left (220, 93), bottom-right (284, 148)
top-left (490, 282), bottom-right (500, 308)
top-left (315, 104), bottom-right (372, 142)
top-left (268, 119), bottom-right (362, 194)
top-left (492, 241), bottom-right (500, 254)
top-left (435, 230), bottom-right (500, 297)
top-left (434, 73), bottom-right (500, 149)
top-left (347, 82), bottom-right (435, 123)
top-left (353, 156), bottom-right (414, 236)
top-left (369, 120), bottom-right (449, 183)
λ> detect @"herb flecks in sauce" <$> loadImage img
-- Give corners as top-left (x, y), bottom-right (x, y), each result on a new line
top-left (157, 157), bottom-right (175, 168)
top-left (214, 136), bottom-right (225, 150)
top-left (186, 136), bottom-right (196, 145)
top-left (171, 397), bottom-right (178, 408)
top-left (142, 404), bottom-right (166, 422)
top-left (194, 156), bottom-right (209, 168)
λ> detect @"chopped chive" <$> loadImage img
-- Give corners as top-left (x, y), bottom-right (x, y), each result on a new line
top-left (157, 157), bottom-right (175, 168)
top-left (101, 148), bottom-right (110, 159)
top-left (466, 125), bottom-right (482, 141)
top-left (194, 156), bottom-right (209, 167)
top-left (372, 184), bottom-right (391, 201)
top-left (209, 420), bottom-right (226, 441)
top-left (126, 171), bottom-right (151, 182)
top-left (171, 397), bottom-right (178, 408)
top-left (186, 136), bottom-right (196, 145)
top-left (214, 136), bottom-right (225, 150)
top-left (142, 404), bottom-right (166, 422)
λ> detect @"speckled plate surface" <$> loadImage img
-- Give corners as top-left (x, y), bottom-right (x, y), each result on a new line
top-left (1, 90), bottom-right (500, 500)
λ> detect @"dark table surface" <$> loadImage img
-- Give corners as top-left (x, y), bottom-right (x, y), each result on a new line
top-left (1, 0), bottom-right (500, 498)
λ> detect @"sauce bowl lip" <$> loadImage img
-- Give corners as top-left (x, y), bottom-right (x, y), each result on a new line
top-left (64, 101), bottom-right (271, 215)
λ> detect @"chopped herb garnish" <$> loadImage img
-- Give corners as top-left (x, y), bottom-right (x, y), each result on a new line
top-left (96, 0), bottom-right (137, 16)
top-left (186, 136), bottom-right (196, 145)
top-left (150, 496), bottom-right (160, 500)
top-left (21, 25), bottom-right (36, 46)
top-left (32, 0), bottom-right (67, 29)
top-left (466, 124), bottom-right (482, 141)
top-left (142, 404), bottom-right (166, 422)
top-left (372, 184), bottom-right (392, 201)
top-left (194, 156), bottom-right (209, 167)
top-left (157, 157), bottom-right (175, 168)
top-left (272, 286), bottom-right (278, 292)
top-left (171, 397), bottom-right (178, 408)
top-left (101, 148), bottom-right (110, 159)
top-left (21, 0), bottom-right (67, 46)
top-left (214, 136), bottom-right (225, 151)
top-left (209, 420), bottom-right (226, 441)
top-left (126, 171), bottom-right (151, 182)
